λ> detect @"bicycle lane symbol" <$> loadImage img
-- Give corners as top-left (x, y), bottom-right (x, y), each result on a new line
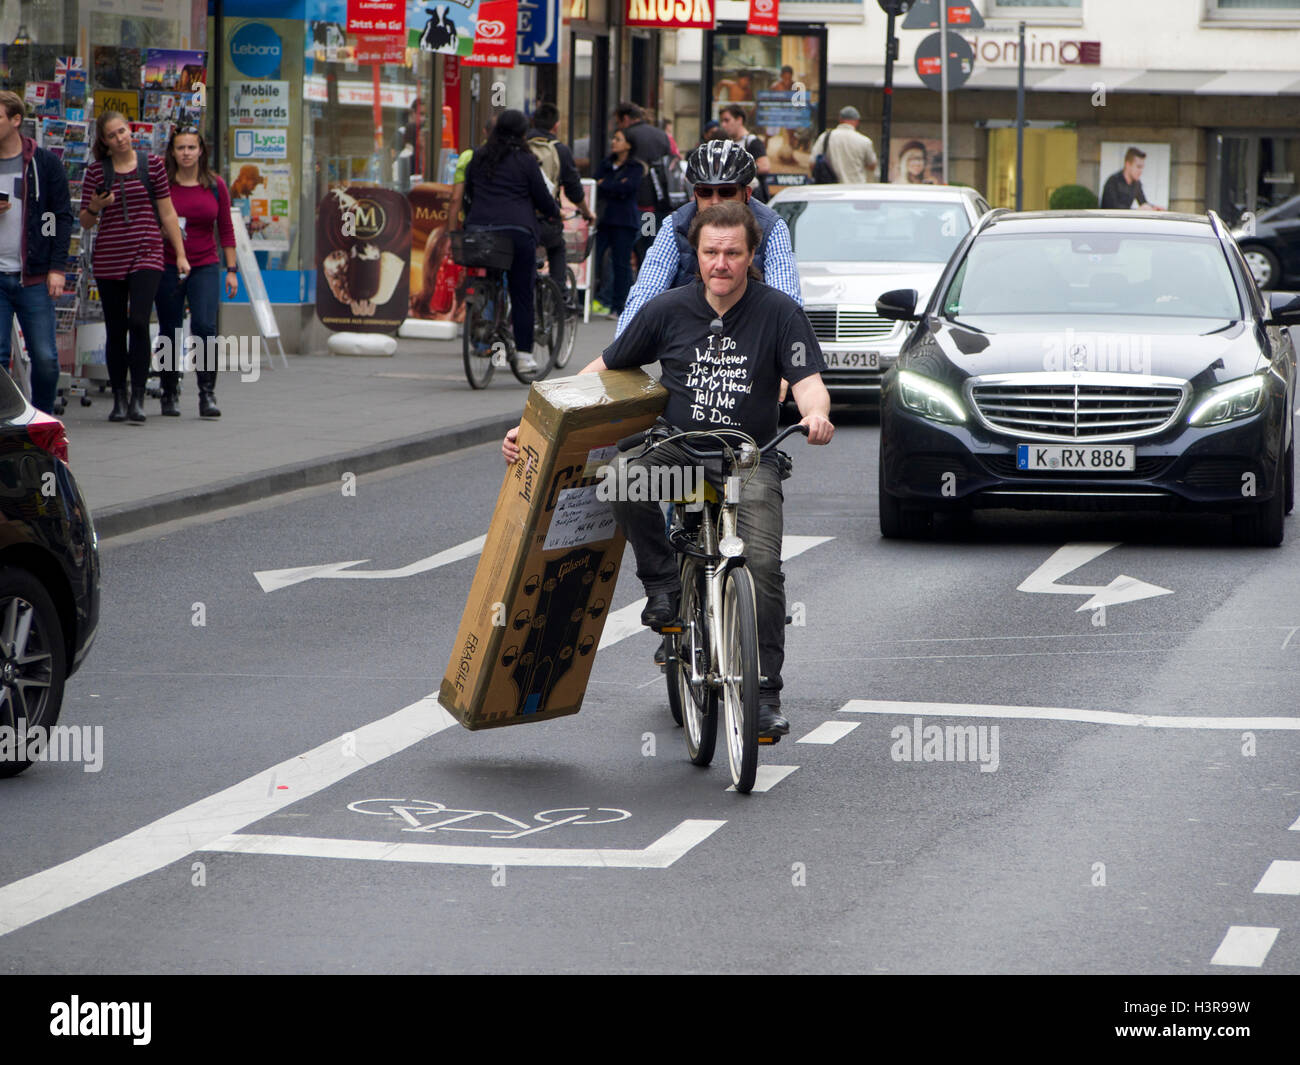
top-left (347, 799), bottom-right (632, 841)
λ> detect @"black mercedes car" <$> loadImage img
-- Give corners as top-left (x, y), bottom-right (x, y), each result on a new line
top-left (877, 210), bottom-right (1300, 545)
top-left (0, 371), bottom-right (100, 776)
top-left (1233, 194), bottom-right (1300, 292)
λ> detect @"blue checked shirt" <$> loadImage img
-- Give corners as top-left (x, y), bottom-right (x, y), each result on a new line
top-left (614, 209), bottom-right (802, 337)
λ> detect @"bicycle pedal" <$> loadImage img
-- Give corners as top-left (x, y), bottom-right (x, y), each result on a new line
top-left (658, 623), bottom-right (683, 634)
top-left (758, 735), bottom-right (779, 745)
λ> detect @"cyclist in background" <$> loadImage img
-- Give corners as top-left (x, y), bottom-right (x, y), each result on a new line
top-left (504, 202), bottom-right (833, 737)
top-left (462, 109), bottom-right (560, 374)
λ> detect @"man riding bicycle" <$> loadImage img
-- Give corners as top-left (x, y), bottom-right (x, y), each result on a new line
top-left (503, 202), bottom-right (833, 737)
top-left (615, 140), bottom-right (801, 339)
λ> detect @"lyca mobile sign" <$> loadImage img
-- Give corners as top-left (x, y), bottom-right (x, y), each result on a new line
top-left (234, 128), bottom-right (289, 159)
top-left (625, 0), bottom-right (714, 29)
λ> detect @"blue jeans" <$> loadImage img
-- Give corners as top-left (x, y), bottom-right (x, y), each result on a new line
top-left (596, 225), bottom-right (637, 312)
top-left (155, 263), bottom-right (220, 387)
top-left (0, 273), bottom-right (59, 413)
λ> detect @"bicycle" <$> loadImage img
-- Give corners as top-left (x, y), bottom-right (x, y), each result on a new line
top-left (451, 229), bottom-right (567, 390)
top-left (615, 420), bottom-right (810, 794)
top-left (554, 211), bottom-right (595, 369)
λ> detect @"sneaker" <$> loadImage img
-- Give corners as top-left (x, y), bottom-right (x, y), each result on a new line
top-left (513, 351), bottom-right (539, 373)
top-left (591, 298), bottom-right (610, 316)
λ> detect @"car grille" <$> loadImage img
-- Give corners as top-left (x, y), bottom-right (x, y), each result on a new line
top-left (805, 307), bottom-right (896, 343)
top-left (969, 380), bottom-right (1185, 441)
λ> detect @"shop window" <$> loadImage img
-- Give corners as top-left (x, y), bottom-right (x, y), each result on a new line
top-left (1207, 0), bottom-right (1300, 18)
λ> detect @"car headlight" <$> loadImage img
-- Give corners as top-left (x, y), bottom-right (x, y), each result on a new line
top-left (1188, 374), bottom-right (1267, 427)
top-left (897, 370), bottom-right (967, 425)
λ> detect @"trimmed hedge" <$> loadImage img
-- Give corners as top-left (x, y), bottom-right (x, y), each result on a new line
top-left (1049, 184), bottom-right (1100, 210)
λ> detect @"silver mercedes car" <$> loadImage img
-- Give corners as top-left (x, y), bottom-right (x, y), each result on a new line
top-left (771, 183), bottom-right (992, 400)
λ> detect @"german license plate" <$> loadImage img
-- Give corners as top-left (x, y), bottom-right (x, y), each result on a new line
top-left (1016, 444), bottom-right (1136, 471)
top-left (824, 350), bottom-right (879, 369)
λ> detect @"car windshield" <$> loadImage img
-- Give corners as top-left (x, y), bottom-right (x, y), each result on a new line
top-left (942, 232), bottom-right (1242, 319)
top-left (773, 199), bottom-right (971, 263)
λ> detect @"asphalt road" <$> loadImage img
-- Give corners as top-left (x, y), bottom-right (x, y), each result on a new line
top-left (2, 412), bottom-right (1298, 975)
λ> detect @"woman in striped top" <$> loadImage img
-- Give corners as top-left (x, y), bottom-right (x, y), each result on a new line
top-left (79, 111), bottom-right (189, 423)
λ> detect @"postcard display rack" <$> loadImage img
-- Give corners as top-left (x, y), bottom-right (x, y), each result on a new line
top-left (17, 52), bottom-right (207, 409)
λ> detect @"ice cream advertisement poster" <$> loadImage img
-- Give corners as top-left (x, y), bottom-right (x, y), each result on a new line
top-left (316, 186), bottom-right (411, 333)
top-left (229, 162), bottom-right (292, 252)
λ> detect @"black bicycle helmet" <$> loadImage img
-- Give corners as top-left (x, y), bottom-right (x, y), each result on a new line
top-left (685, 139), bottom-right (757, 187)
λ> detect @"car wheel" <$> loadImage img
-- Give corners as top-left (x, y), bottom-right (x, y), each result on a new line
top-left (1242, 245), bottom-right (1281, 291)
top-left (0, 567), bottom-right (68, 778)
top-left (878, 453), bottom-right (933, 539)
top-left (1232, 454), bottom-right (1286, 547)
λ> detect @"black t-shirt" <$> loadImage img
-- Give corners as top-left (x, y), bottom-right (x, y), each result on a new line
top-left (1100, 171), bottom-right (1147, 209)
top-left (602, 280), bottom-right (825, 451)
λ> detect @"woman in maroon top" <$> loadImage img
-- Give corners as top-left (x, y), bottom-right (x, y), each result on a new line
top-left (154, 126), bottom-right (237, 417)
top-left (80, 111), bottom-right (189, 422)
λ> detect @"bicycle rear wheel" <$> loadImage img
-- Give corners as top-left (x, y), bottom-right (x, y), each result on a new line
top-left (672, 557), bottom-right (716, 766)
top-left (553, 270), bottom-right (580, 369)
top-left (513, 276), bottom-right (565, 384)
top-left (461, 284), bottom-right (496, 389)
top-left (721, 565), bottom-right (761, 793)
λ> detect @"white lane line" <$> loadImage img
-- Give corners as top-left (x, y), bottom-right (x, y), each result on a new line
top-left (1210, 926), bottom-right (1280, 968)
top-left (1254, 860), bottom-right (1300, 895)
top-left (202, 819), bottom-right (726, 869)
top-left (797, 721), bottom-right (860, 745)
top-left (727, 764), bottom-right (799, 793)
top-left (1283, 627), bottom-right (1298, 651)
top-left (839, 699), bottom-right (1300, 731)
top-left (599, 535), bottom-right (834, 649)
top-left (0, 696), bottom-right (458, 939)
top-left (1290, 812), bottom-right (1300, 831)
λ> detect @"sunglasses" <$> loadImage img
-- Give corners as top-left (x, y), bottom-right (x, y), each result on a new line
top-left (695, 185), bottom-right (742, 200)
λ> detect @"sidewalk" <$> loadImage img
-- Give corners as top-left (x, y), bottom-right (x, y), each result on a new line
top-left (63, 320), bottom-right (618, 538)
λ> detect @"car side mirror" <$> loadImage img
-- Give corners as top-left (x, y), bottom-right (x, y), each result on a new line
top-left (1268, 290), bottom-right (1300, 326)
top-left (876, 288), bottom-right (920, 322)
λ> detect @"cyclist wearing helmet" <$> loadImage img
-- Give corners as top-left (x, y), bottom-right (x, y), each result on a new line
top-left (615, 139), bottom-right (800, 338)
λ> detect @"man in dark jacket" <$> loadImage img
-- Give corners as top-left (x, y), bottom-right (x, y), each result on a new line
top-left (527, 102), bottom-right (595, 297)
top-left (0, 90), bottom-right (73, 413)
top-left (615, 101), bottom-right (674, 264)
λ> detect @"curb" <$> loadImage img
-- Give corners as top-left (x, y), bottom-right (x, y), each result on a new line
top-left (92, 413), bottom-right (519, 539)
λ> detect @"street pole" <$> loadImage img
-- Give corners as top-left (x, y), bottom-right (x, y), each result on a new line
top-left (940, 4), bottom-right (949, 184)
top-left (882, 9), bottom-right (898, 182)
top-left (1015, 20), bottom-right (1025, 210)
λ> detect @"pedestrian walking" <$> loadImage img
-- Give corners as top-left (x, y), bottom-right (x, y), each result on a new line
top-left (810, 106), bottom-right (879, 184)
top-left (79, 110), bottom-right (189, 423)
top-left (591, 129), bottom-right (647, 319)
top-left (0, 90), bottom-right (73, 415)
top-left (154, 125), bottom-right (236, 418)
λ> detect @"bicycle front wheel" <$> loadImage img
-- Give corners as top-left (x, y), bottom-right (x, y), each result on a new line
top-left (672, 557), bottom-right (717, 766)
top-left (462, 298), bottom-right (496, 390)
top-left (721, 565), bottom-right (761, 793)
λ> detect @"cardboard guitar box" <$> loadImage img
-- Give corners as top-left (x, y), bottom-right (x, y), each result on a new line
top-left (439, 370), bottom-right (667, 729)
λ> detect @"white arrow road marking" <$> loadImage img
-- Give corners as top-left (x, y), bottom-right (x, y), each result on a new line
top-left (598, 535), bottom-right (834, 649)
top-left (1018, 542), bottom-right (1173, 612)
top-left (255, 535), bottom-right (488, 592)
top-left (1254, 860), bottom-right (1300, 895)
top-left (200, 819), bottom-right (725, 869)
top-left (1211, 926), bottom-right (1280, 968)
top-left (839, 699), bottom-right (1300, 730)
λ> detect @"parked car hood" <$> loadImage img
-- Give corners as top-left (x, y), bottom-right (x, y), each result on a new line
top-left (800, 262), bottom-right (946, 308)
top-left (904, 314), bottom-right (1266, 391)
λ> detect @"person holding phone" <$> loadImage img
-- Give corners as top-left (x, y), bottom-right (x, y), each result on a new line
top-left (79, 110), bottom-right (189, 423)
top-left (153, 125), bottom-right (236, 417)
top-left (0, 90), bottom-right (74, 414)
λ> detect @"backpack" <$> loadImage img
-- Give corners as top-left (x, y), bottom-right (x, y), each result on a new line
top-left (810, 129), bottom-right (839, 184)
top-left (641, 154), bottom-right (676, 216)
top-left (526, 135), bottom-right (561, 198)
top-left (133, 150), bottom-right (162, 225)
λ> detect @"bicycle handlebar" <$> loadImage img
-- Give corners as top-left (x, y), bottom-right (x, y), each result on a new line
top-left (616, 422), bottom-right (809, 458)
